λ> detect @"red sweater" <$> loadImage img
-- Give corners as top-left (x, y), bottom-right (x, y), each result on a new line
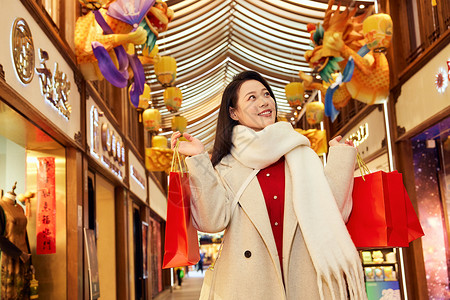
top-left (257, 157), bottom-right (285, 271)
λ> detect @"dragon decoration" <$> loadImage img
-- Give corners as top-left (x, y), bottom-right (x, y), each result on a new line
top-left (75, 0), bottom-right (173, 108)
top-left (299, 0), bottom-right (393, 121)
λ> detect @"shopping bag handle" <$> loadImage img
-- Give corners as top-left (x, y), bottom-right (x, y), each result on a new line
top-left (356, 152), bottom-right (371, 181)
top-left (170, 141), bottom-right (188, 173)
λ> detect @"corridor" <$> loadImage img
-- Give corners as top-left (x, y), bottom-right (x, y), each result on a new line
top-left (154, 269), bottom-right (204, 300)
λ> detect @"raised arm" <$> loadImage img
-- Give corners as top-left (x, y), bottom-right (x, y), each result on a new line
top-left (171, 132), bottom-right (233, 233)
top-left (324, 136), bottom-right (357, 222)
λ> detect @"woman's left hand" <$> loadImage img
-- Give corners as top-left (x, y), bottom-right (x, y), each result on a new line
top-left (329, 135), bottom-right (355, 147)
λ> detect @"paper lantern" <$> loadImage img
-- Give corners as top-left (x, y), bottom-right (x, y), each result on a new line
top-left (285, 82), bottom-right (304, 108)
top-left (171, 115), bottom-right (187, 133)
top-left (152, 135), bottom-right (168, 148)
top-left (142, 108), bottom-right (161, 132)
top-left (145, 147), bottom-right (173, 172)
top-left (363, 14), bottom-right (393, 52)
top-left (129, 83), bottom-right (151, 122)
top-left (154, 56), bottom-right (177, 87)
top-left (164, 87), bottom-right (183, 112)
top-left (305, 102), bottom-right (325, 125)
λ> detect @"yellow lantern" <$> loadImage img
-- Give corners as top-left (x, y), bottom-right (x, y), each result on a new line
top-left (285, 82), bottom-right (304, 108)
top-left (164, 87), bottom-right (183, 112)
top-left (142, 108), bottom-right (161, 132)
top-left (363, 13), bottom-right (393, 52)
top-left (152, 135), bottom-right (168, 148)
top-left (171, 115), bottom-right (187, 133)
top-left (305, 102), bottom-right (325, 125)
top-left (129, 83), bottom-right (151, 121)
top-left (154, 56), bottom-right (177, 87)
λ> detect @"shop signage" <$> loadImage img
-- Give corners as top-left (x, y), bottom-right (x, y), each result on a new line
top-left (131, 165), bottom-right (146, 189)
top-left (89, 104), bottom-right (125, 180)
top-left (35, 49), bottom-right (71, 119)
top-left (348, 123), bottom-right (369, 147)
top-left (342, 108), bottom-right (386, 159)
top-left (36, 157), bottom-right (56, 255)
top-left (128, 150), bottom-right (147, 202)
top-left (10, 18), bottom-right (71, 120)
top-left (447, 59), bottom-right (450, 81)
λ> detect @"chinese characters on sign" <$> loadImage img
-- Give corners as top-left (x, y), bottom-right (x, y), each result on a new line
top-left (90, 105), bottom-right (125, 180)
top-left (36, 157), bottom-right (56, 254)
top-left (35, 49), bottom-right (71, 119)
top-left (348, 123), bottom-right (370, 147)
top-left (10, 17), bottom-right (72, 120)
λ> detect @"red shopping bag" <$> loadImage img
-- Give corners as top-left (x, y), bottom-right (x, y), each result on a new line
top-left (162, 147), bottom-right (200, 269)
top-left (346, 170), bottom-right (424, 248)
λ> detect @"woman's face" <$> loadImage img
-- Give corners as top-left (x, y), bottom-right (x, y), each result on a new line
top-left (229, 80), bottom-right (276, 131)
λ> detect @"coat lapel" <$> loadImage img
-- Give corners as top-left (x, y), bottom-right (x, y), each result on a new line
top-left (221, 160), bottom-right (283, 283)
top-left (283, 164), bottom-right (298, 277)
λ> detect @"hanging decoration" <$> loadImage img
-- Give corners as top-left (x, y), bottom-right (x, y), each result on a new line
top-left (130, 83), bottom-right (151, 122)
top-left (300, 0), bottom-right (392, 122)
top-left (284, 82), bottom-right (304, 108)
top-left (75, 0), bottom-right (174, 109)
top-left (305, 102), bottom-right (325, 125)
top-left (171, 115), bottom-right (187, 133)
top-left (164, 86), bottom-right (183, 112)
top-left (155, 56), bottom-right (177, 88)
top-left (145, 136), bottom-right (173, 172)
top-left (36, 157), bottom-right (56, 255)
top-left (143, 107), bottom-right (161, 132)
top-left (295, 129), bottom-right (327, 155)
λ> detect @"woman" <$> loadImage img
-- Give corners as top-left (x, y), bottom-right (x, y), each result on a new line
top-left (171, 71), bottom-right (366, 299)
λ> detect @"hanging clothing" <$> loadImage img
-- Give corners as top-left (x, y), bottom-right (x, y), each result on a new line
top-left (0, 197), bottom-right (30, 300)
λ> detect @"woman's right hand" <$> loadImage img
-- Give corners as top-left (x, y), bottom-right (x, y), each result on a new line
top-left (171, 131), bottom-right (205, 157)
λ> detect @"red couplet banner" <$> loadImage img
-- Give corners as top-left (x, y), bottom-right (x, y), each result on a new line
top-left (36, 157), bottom-right (56, 254)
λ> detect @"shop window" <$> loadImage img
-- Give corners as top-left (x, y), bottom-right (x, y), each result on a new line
top-left (36, 0), bottom-right (60, 28)
top-left (0, 100), bottom-right (67, 299)
top-left (150, 217), bottom-right (163, 297)
top-left (411, 116), bottom-right (450, 298)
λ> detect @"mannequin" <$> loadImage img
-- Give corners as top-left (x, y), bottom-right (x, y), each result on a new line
top-left (0, 182), bottom-right (31, 299)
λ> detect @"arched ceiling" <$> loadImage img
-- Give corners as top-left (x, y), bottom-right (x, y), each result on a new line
top-left (145, 0), bottom-right (375, 150)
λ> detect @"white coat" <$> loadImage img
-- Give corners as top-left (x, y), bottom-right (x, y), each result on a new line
top-left (185, 145), bottom-right (356, 299)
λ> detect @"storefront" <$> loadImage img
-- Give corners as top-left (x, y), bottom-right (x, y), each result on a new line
top-left (148, 175), bottom-right (167, 297)
top-left (85, 95), bottom-right (126, 299)
top-left (128, 149), bottom-right (149, 300)
top-left (340, 105), bottom-right (406, 299)
top-left (0, 1), bottom-right (82, 298)
top-left (394, 43), bottom-right (450, 299)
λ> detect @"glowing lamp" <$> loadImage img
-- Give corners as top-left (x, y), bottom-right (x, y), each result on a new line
top-left (363, 14), bottom-right (393, 52)
top-left (164, 87), bottom-right (183, 112)
top-left (142, 108), bottom-right (161, 132)
top-left (171, 115), bottom-right (187, 133)
top-left (285, 82), bottom-right (304, 108)
top-left (129, 83), bottom-right (151, 121)
top-left (154, 56), bottom-right (177, 87)
top-left (305, 102), bottom-right (325, 125)
top-left (152, 135), bottom-right (168, 148)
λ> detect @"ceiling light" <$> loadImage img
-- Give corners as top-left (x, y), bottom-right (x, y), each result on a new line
top-left (305, 94), bottom-right (309, 98)
top-left (290, 117), bottom-right (295, 121)
top-left (297, 106), bottom-right (302, 110)
top-left (359, 4), bottom-right (365, 9)
top-left (315, 75), bottom-right (321, 79)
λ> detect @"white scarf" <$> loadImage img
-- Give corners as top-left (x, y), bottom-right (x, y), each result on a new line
top-left (230, 122), bottom-right (366, 300)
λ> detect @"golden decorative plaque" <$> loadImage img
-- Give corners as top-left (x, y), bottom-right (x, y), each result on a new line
top-left (11, 18), bottom-right (34, 84)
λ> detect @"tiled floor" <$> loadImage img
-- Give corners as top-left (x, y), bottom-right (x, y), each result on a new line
top-left (154, 269), bottom-right (204, 300)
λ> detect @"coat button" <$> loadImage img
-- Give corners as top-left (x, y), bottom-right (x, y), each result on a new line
top-left (244, 250), bottom-right (252, 258)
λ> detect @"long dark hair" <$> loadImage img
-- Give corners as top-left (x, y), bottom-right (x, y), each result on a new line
top-left (210, 70), bottom-right (277, 166)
